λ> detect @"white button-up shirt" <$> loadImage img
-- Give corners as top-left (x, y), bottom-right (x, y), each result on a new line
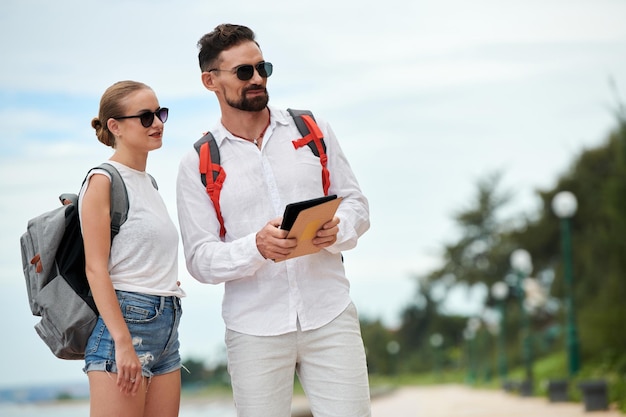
top-left (176, 106), bottom-right (370, 336)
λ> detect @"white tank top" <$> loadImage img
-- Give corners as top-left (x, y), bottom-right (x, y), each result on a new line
top-left (79, 161), bottom-right (185, 298)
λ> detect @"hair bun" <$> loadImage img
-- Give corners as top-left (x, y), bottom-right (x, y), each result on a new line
top-left (91, 117), bottom-right (102, 131)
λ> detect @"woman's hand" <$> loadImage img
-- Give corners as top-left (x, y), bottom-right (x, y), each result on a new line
top-left (115, 340), bottom-right (143, 395)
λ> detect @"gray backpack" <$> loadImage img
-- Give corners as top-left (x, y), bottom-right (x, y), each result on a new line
top-left (20, 163), bottom-right (156, 360)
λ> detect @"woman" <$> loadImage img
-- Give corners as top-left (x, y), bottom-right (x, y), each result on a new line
top-left (80, 80), bottom-right (185, 417)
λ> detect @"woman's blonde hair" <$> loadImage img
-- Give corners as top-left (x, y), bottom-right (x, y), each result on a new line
top-left (91, 80), bottom-right (151, 148)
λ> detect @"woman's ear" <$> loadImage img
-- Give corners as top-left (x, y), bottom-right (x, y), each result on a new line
top-left (107, 118), bottom-right (120, 136)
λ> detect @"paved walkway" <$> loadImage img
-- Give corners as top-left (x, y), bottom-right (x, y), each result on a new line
top-left (367, 384), bottom-right (622, 417)
top-left (181, 383), bottom-right (622, 416)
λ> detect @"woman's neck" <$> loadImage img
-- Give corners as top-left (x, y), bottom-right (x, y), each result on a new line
top-left (110, 151), bottom-right (148, 172)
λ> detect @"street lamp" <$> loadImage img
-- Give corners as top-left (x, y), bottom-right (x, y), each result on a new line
top-left (552, 191), bottom-right (581, 377)
top-left (464, 318), bottom-right (481, 384)
top-left (491, 281), bottom-right (509, 379)
top-left (430, 333), bottom-right (444, 380)
top-left (510, 249), bottom-right (534, 396)
top-left (386, 340), bottom-right (400, 375)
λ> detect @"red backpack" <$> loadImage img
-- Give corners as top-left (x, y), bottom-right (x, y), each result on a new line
top-left (193, 109), bottom-right (330, 239)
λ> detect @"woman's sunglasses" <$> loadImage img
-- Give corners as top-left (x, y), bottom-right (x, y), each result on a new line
top-left (209, 62), bottom-right (273, 81)
top-left (113, 107), bottom-right (169, 128)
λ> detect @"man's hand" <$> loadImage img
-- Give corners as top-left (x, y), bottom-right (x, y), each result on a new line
top-left (312, 216), bottom-right (340, 249)
top-left (256, 218), bottom-right (297, 261)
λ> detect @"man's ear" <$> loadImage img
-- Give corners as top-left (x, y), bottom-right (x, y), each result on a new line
top-left (201, 71), bottom-right (217, 92)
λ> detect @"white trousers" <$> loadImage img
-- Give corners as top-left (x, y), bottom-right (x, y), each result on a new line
top-left (225, 303), bottom-right (371, 417)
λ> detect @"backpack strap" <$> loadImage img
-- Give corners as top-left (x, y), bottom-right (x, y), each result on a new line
top-left (288, 109), bottom-right (330, 196)
top-left (194, 133), bottom-right (227, 238)
top-left (76, 163), bottom-right (158, 240)
top-left (98, 163), bottom-right (158, 237)
top-left (148, 174), bottom-right (159, 190)
top-left (193, 110), bottom-right (329, 239)
top-left (96, 163), bottom-right (129, 239)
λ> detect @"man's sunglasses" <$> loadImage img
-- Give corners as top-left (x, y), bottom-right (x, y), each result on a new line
top-left (209, 62), bottom-right (273, 81)
top-left (113, 107), bottom-right (169, 128)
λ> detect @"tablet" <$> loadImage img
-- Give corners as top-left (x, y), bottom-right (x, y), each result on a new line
top-left (280, 195), bottom-right (338, 231)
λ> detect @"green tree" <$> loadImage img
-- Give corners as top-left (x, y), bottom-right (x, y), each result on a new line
top-left (528, 120), bottom-right (626, 364)
top-left (360, 318), bottom-right (398, 375)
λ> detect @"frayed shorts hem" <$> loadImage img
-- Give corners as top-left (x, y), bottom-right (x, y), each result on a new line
top-left (83, 360), bottom-right (181, 379)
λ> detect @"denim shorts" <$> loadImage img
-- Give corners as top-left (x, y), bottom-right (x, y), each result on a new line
top-left (83, 290), bottom-right (183, 378)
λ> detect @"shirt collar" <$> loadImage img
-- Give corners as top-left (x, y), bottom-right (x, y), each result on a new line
top-left (214, 106), bottom-right (287, 146)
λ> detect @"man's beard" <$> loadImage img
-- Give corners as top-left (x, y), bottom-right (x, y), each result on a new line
top-left (227, 85), bottom-right (269, 112)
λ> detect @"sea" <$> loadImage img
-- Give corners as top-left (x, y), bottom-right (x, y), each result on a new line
top-left (0, 401), bottom-right (237, 417)
top-left (0, 381), bottom-right (238, 416)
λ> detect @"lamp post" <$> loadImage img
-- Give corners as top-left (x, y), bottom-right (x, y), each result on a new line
top-left (430, 333), bottom-right (444, 380)
top-left (491, 281), bottom-right (509, 379)
top-left (552, 191), bottom-right (581, 377)
top-left (464, 317), bottom-right (481, 384)
top-left (510, 249), bottom-right (534, 396)
top-left (386, 340), bottom-right (400, 375)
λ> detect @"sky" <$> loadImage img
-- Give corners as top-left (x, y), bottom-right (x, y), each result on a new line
top-left (1, 0), bottom-right (626, 389)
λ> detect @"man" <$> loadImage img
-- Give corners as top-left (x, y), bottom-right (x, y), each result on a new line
top-left (176, 24), bottom-right (371, 417)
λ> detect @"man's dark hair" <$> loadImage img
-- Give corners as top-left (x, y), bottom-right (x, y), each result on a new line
top-left (197, 24), bottom-right (258, 72)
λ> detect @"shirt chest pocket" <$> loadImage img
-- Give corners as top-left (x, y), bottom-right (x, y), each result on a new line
top-left (279, 146), bottom-right (324, 189)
